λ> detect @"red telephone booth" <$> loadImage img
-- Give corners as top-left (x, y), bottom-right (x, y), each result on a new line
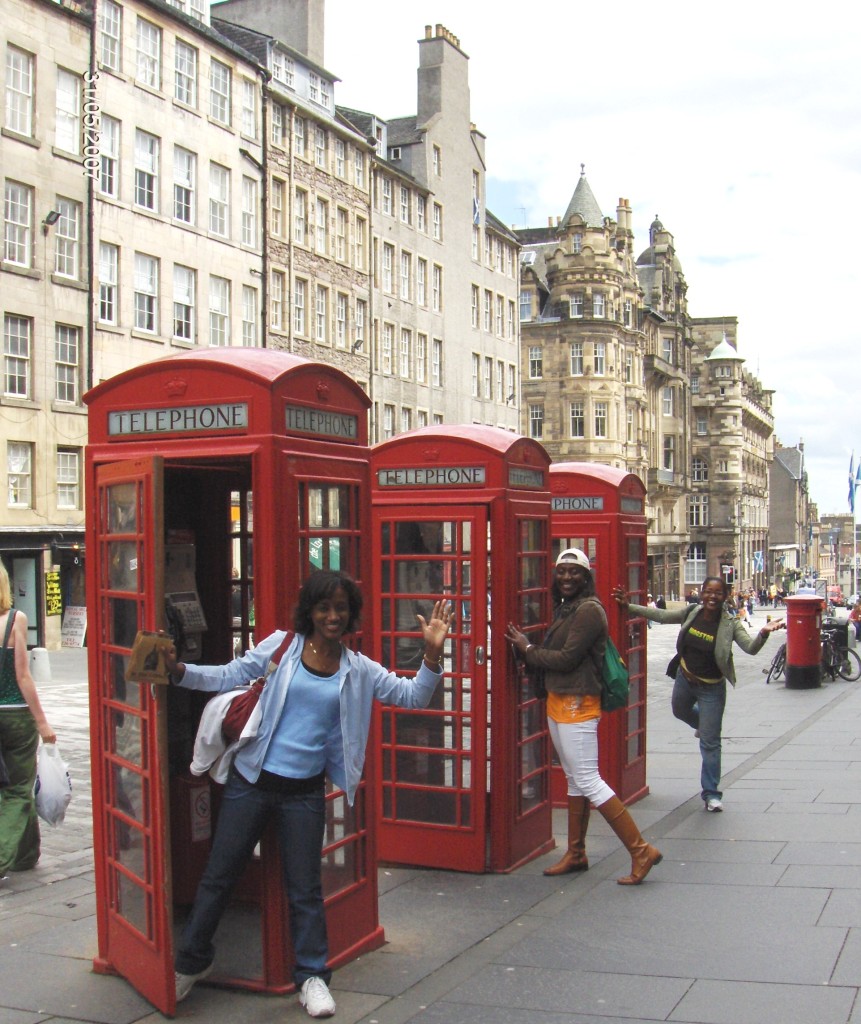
top-left (549, 463), bottom-right (649, 806)
top-left (84, 349), bottom-right (380, 1015)
top-left (369, 425), bottom-right (554, 873)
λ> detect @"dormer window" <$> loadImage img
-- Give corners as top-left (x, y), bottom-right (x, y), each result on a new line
top-left (389, 146), bottom-right (401, 160)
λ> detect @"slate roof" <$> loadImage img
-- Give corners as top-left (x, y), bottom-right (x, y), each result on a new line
top-left (774, 447), bottom-right (804, 480)
top-left (213, 17), bottom-right (337, 80)
top-left (336, 106), bottom-right (377, 139)
top-left (387, 116), bottom-right (424, 147)
top-left (562, 171), bottom-right (604, 228)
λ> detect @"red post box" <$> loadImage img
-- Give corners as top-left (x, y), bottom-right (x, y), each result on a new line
top-left (84, 349), bottom-right (379, 1014)
top-left (784, 595), bottom-right (824, 689)
top-left (548, 463), bottom-right (649, 806)
top-left (369, 426), bottom-right (554, 873)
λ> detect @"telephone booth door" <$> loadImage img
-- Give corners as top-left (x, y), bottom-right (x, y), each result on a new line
top-left (549, 463), bottom-right (649, 806)
top-left (375, 507), bottom-right (488, 872)
top-left (370, 425), bottom-right (554, 873)
top-left (89, 456), bottom-right (173, 1011)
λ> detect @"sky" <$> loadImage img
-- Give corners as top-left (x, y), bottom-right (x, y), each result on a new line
top-left (321, 0), bottom-right (860, 515)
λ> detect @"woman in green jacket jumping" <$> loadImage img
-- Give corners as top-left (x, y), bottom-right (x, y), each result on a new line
top-left (612, 577), bottom-right (783, 812)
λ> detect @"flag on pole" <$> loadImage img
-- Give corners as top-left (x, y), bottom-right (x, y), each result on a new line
top-left (851, 453), bottom-right (857, 514)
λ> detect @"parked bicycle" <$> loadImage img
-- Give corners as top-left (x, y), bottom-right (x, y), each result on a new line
top-left (764, 642), bottom-right (786, 684)
top-left (820, 626), bottom-right (861, 681)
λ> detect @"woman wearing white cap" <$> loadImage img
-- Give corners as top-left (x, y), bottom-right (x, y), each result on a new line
top-left (506, 549), bottom-right (662, 885)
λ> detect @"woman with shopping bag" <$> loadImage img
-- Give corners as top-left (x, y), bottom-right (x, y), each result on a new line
top-left (0, 563), bottom-right (57, 877)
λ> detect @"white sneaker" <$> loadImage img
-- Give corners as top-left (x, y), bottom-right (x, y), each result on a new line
top-left (299, 976), bottom-right (336, 1018)
top-left (175, 963), bottom-right (213, 1002)
top-left (706, 797), bottom-right (723, 812)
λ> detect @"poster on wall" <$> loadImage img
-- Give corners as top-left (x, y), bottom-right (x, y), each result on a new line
top-left (45, 571), bottom-right (62, 616)
top-left (61, 606), bottom-right (87, 647)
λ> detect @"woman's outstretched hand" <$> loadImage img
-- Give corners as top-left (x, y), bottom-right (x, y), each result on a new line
top-left (505, 624), bottom-right (530, 656)
top-left (759, 618), bottom-right (785, 635)
top-left (417, 600), bottom-right (454, 662)
top-left (611, 586), bottom-right (629, 610)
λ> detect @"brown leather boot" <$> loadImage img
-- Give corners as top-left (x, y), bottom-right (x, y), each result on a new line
top-left (597, 795), bottom-right (662, 885)
top-left (544, 796), bottom-right (591, 875)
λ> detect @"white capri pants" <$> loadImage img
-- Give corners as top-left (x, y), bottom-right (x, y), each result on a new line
top-left (548, 717), bottom-right (615, 806)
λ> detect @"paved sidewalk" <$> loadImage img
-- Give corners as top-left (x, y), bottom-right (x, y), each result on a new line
top-left (4, 619), bottom-right (861, 1024)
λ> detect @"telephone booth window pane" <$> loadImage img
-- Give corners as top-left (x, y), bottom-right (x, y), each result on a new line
top-left (628, 564), bottom-right (641, 592)
top-left (109, 542), bottom-right (139, 591)
top-left (519, 519), bottom-right (543, 551)
top-left (110, 598), bottom-right (139, 647)
top-left (116, 874), bottom-right (149, 937)
top-left (111, 764), bottom-right (146, 821)
top-left (461, 521), bottom-right (471, 553)
top-left (108, 707), bottom-right (144, 767)
top-left (520, 556), bottom-right (543, 590)
top-left (113, 816), bottom-right (147, 877)
top-left (108, 482), bottom-right (138, 533)
top-left (110, 653), bottom-right (142, 708)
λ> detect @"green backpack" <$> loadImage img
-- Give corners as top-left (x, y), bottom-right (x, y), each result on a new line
top-left (600, 637), bottom-right (630, 712)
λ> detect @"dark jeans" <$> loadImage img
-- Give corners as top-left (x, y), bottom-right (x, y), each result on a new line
top-left (175, 771), bottom-right (330, 987)
top-left (0, 709), bottom-right (40, 874)
top-left (671, 671), bottom-right (727, 801)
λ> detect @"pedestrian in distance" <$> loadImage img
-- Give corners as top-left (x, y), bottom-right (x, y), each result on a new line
top-left (165, 570), bottom-right (453, 1018)
top-left (612, 577), bottom-right (784, 813)
top-left (849, 601), bottom-right (861, 641)
top-left (506, 549), bottom-right (662, 885)
top-left (0, 562), bottom-right (57, 880)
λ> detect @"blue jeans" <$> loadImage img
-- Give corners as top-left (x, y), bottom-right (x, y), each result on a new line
top-left (175, 772), bottom-right (330, 987)
top-left (671, 671), bottom-right (727, 801)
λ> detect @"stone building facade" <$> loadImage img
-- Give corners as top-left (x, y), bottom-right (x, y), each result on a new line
top-left (214, 0), bottom-right (374, 391)
top-left (688, 323), bottom-right (773, 595)
top-left (212, 10), bottom-right (520, 438)
top-left (92, 0), bottom-right (265, 384)
top-left (1, 0), bottom-right (92, 644)
top-left (635, 216), bottom-right (693, 600)
top-left (342, 25), bottom-right (520, 437)
top-left (517, 174), bottom-right (694, 599)
top-left (770, 442), bottom-right (816, 593)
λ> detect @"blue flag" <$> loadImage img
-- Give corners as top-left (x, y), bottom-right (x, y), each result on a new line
top-left (851, 454), bottom-right (857, 514)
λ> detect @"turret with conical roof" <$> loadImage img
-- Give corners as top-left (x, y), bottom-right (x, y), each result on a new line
top-left (562, 165), bottom-right (605, 228)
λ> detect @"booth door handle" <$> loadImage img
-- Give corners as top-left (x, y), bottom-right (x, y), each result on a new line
top-left (474, 645), bottom-right (486, 666)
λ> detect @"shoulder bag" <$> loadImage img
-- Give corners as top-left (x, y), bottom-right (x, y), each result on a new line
top-left (222, 630), bottom-right (295, 743)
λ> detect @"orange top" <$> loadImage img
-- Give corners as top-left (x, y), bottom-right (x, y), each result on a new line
top-left (546, 692), bottom-right (601, 724)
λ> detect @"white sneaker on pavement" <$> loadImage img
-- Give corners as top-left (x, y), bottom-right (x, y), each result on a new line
top-left (299, 976), bottom-right (336, 1018)
top-left (175, 963), bottom-right (213, 1002)
top-left (706, 797), bottom-right (723, 812)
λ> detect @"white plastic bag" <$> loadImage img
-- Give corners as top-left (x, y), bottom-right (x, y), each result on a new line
top-left (34, 742), bottom-right (72, 826)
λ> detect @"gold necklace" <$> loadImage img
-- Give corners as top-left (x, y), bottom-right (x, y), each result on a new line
top-left (308, 639), bottom-right (339, 660)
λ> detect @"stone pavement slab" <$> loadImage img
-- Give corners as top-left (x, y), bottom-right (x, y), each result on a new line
top-left (668, 977), bottom-right (856, 1024)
